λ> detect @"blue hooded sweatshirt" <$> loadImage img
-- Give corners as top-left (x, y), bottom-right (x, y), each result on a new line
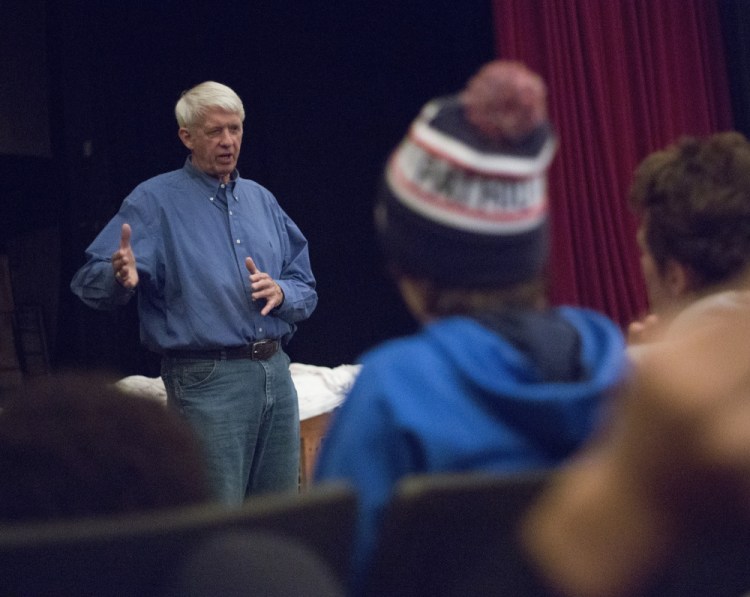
top-left (314, 306), bottom-right (627, 594)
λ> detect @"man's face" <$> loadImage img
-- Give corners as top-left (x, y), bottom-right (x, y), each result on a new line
top-left (179, 108), bottom-right (243, 181)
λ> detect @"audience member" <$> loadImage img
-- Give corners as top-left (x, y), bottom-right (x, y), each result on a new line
top-left (522, 298), bottom-right (750, 597)
top-left (0, 372), bottom-right (213, 521)
top-left (522, 131), bottom-right (750, 597)
top-left (314, 60), bottom-right (628, 593)
top-left (626, 131), bottom-right (750, 352)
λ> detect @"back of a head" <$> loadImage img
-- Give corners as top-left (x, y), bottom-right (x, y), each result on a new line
top-left (0, 372), bottom-right (213, 522)
top-left (629, 131), bottom-right (750, 288)
top-left (375, 60), bottom-right (557, 296)
top-left (175, 81), bottom-right (245, 128)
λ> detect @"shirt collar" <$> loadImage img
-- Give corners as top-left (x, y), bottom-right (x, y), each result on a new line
top-left (183, 156), bottom-right (239, 193)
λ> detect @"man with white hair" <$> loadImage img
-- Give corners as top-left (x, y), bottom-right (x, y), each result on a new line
top-left (71, 81), bottom-right (318, 504)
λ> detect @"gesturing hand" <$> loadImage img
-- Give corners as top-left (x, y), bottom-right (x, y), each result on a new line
top-left (112, 223), bottom-right (139, 289)
top-left (245, 256), bottom-right (284, 316)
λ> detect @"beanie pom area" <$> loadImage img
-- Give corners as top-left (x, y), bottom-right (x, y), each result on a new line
top-left (460, 60), bottom-right (547, 142)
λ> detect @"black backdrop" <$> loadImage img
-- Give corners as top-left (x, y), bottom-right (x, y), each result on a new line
top-left (2, 0), bottom-right (494, 375)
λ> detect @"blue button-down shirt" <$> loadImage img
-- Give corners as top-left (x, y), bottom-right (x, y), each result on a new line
top-left (71, 158), bottom-right (318, 353)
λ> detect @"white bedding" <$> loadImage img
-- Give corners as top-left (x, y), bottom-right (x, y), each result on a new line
top-left (116, 363), bottom-right (360, 421)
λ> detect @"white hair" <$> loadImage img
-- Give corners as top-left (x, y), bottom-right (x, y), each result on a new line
top-left (174, 81), bottom-right (245, 128)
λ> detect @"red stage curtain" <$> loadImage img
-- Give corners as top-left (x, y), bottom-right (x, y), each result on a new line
top-left (492, 0), bottom-right (733, 327)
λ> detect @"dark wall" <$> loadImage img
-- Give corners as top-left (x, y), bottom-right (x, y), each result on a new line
top-left (10, 1), bottom-right (748, 376)
top-left (2, 0), bottom-right (495, 375)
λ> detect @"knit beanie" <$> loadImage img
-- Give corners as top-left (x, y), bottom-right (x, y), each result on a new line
top-left (376, 60), bottom-right (557, 288)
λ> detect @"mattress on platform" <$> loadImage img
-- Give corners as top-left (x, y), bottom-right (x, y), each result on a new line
top-left (116, 362), bottom-right (361, 421)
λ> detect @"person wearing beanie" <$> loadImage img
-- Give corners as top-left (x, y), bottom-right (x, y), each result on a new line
top-left (313, 60), bottom-right (628, 594)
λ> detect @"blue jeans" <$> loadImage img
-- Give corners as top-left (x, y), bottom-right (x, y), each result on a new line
top-left (161, 349), bottom-right (300, 504)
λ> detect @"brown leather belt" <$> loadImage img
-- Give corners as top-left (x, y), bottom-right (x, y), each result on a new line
top-left (166, 340), bottom-right (280, 361)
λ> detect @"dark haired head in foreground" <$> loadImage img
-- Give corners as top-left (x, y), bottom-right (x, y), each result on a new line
top-left (0, 372), bottom-right (213, 522)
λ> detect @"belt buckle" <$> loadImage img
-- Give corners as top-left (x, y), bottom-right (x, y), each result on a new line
top-left (251, 340), bottom-right (276, 360)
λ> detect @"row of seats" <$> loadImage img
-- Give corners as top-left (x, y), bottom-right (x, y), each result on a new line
top-left (1, 471), bottom-right (748, 596)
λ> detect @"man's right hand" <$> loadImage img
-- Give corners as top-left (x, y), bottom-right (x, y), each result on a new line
top-left (112, 223), bottom-right (139, 289)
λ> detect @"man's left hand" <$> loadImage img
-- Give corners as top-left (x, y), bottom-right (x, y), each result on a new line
top-left (245, 257), bottom-right (284, 316)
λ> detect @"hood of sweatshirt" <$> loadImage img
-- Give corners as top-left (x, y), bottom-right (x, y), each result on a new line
top-left (361, 306), bottom-right (627, 466)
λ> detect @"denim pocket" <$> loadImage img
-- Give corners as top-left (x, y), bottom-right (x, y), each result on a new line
top-left (174, 359), bottom-right (217, 389)
top-left (161, 358), bottom-right (218, 402)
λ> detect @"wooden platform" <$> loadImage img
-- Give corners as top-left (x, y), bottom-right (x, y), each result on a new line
top-left (299, 411), bottom-right (334, 491)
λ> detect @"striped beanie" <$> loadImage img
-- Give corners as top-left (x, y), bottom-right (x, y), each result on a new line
top-left (376, 60), bottom-right (557, 287)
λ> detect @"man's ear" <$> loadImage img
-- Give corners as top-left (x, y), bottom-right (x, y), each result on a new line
top-left (178, 127), bottom-right (193, 150)
top-left (664, 259), bottom-right (694, 298)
